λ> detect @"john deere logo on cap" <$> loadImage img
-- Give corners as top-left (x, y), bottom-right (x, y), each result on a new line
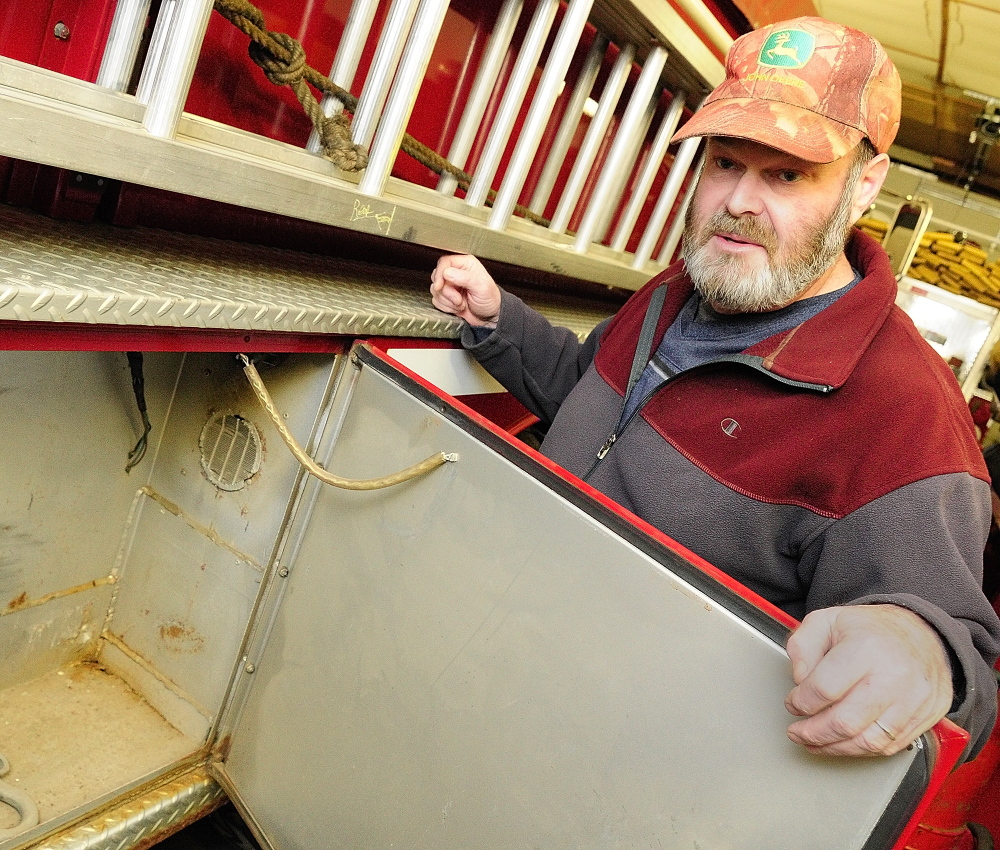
top-left (758, 29), bottom-right (815, 69)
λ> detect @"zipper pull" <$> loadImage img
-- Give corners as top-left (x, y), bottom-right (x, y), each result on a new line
top-left (596, 433), bottom-right (617, 459)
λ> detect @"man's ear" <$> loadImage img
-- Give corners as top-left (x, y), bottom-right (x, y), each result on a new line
top-left (850, 153), bottom-right (890, 222)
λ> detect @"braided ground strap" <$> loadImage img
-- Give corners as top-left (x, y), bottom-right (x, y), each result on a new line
top-left (239, 355), bottom-right (458, 491)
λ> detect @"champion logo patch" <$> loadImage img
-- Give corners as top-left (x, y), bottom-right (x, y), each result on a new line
top-left (758, 29), bottom-right (815, 70)
top-left (721, 418), bottom-right (741, 438)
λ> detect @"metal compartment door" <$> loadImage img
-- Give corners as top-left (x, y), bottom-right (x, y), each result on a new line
top-left (216, 344), bottom-right (931, 850)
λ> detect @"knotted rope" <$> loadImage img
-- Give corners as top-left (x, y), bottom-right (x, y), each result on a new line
top-left (214, 0), bottom-right (368, 171)
top-left (211, 0), bottom-right (551, 226)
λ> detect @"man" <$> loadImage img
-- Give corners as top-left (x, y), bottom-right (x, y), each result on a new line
top-left (429, 17), bottom-right (1000, 760)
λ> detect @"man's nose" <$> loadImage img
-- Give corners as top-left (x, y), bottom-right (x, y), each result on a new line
top-left (725, 173), bottom-right (766, 218)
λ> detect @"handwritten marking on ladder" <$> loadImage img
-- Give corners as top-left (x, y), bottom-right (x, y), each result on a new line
top-left (351, 199), bottom-right (396, 236)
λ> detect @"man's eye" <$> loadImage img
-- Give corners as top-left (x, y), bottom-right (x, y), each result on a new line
top-left (715, 157), bottom-right (737, 170)
top-left (777, 170), bottom-right (802, 183)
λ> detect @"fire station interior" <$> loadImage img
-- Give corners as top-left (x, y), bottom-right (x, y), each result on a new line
top-left (2, 0), bottom-right (1000, 849)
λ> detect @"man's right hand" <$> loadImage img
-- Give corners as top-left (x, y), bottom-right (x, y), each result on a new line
top-left (430, 254), bottom-right (502, 328)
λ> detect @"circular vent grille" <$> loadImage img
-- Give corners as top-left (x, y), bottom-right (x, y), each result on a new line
top-left (199, 413), bottom-right (262, 491)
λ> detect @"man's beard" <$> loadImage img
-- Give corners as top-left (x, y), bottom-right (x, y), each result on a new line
top-left (680, 187), bottom-right (856, 313)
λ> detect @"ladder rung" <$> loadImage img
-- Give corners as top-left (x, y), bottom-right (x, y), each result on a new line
top-left (487, 0), bottom-right (597, 231)
top-left (351, 0), bottom-right (422, 151)
top-left (573, 44), bottom-right (667, 252)
top-left (548, 42), bottom-right (634, 235)
top-left (437, 0), bottom-right (524, 197)
top-left (632, 136), bottom-right (702, 267)
top-left (610, 89), bottom-right (686, 252)
top-left (97, 0), bottom-right (153, 92)
top-left (140, 0), bottom-right (215, 140)
top-left (463, 0), bottom-right (559, 209)
top-left (528, 33), bottom-right (608, 216)
top-left (358, 0), bottom-right (452, 197)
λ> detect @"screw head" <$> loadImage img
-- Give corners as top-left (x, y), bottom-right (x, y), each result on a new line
top-left (278, 567), bottom-right (289, 578)
top-left (244, 663), bottom-right (256, 674)
top-left (53, 22), bottom-right (70, 40)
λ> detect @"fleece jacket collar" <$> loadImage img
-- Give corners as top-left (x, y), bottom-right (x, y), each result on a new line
top-left (745, 230), bottom-right (896, 389)
top-left (640, 229), bottom-right (896, 392)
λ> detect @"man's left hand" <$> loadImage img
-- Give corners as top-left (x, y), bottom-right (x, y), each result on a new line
top-left (784, 604), bottom-right (953, 756)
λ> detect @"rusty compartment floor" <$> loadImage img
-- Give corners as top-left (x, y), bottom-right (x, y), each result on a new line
top-left (0, 662), bottom-right (197, 830)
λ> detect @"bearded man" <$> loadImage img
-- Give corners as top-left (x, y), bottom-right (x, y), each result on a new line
top-left (428, 17), bottom-right (1000, 762)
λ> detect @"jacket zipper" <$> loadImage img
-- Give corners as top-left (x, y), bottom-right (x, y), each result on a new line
top-left (582, 355), bottom-right (833, 482)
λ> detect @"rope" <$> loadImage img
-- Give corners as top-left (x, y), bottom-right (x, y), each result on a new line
top-left (211, 0), bottom-right (551, 226)
top-left (238, 355), bottom-right (458, 490)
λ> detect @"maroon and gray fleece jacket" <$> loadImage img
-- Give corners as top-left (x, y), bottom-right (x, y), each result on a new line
top-left (464, 231), bottom-right (1000, 758)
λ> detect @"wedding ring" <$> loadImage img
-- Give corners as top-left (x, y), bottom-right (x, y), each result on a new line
top-left (874, 719), bottom-right (897, 741)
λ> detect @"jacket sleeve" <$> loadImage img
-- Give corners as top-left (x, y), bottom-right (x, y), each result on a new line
top-left (800, 472), bottom-right (1000, 760)
top-left (462, 289), bottom-right (612, 425)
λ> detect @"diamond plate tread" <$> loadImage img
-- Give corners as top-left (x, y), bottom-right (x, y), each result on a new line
top-left (0, 207), bottom-right (613, 341)
top-left (28, 766), bottom-right (225, 850)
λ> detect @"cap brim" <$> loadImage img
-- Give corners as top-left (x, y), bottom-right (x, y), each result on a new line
top-left (670, 97), bottom-right (866, 164)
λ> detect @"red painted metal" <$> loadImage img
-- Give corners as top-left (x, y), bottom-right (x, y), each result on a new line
top-left (895, 721), bottom-right (976, 850)
top-left (0, 321), bottom-right (350, 353)
top-left (905, 704), bottom-right (1000, 849)
top-left (456, 391), bottom-right (538, 436)
top-left (0, 0), bottom-right (54, 66)
top-left (0, 0), bottom-right (116, 80)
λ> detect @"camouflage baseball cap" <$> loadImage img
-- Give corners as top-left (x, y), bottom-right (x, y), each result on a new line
top-left (670, 17), bottom-right (901, 162)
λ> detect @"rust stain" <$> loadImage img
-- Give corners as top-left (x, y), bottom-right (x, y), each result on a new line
top-left (159, 620), bottom-right (206, 655)
top-left (214, 733), bottom-right (233, 761)
top-left (131, 795), bottom-right (226, 850)
top-left (3, 575), bottom-right (116, 616)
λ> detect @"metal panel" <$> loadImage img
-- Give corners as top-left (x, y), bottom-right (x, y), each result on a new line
top-left (108, 490), bottom-right (264, 726)
top-left (218, 347), bottom-right (926, 850)
top-left (0, 351), bottom-right (177, 686)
